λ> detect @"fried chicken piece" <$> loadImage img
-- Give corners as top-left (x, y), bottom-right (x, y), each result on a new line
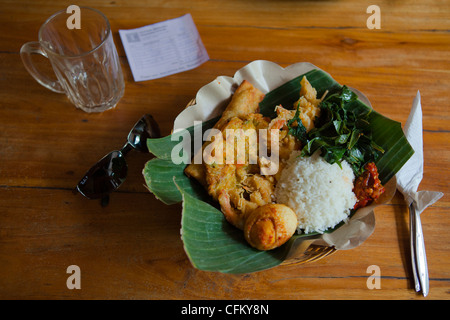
top-left (206, 113), bottom-right (274, 229)
top-left (214, 80), bottom-right (265, 130)
top-left (184, 80), bottom-right (265, 187)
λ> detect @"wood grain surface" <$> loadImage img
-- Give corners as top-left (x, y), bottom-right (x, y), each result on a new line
top-left (0, 0), bottom-right (448, 300)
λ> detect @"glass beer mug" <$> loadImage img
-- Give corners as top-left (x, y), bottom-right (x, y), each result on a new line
top-left (20, 7), bottom-right (125, 113)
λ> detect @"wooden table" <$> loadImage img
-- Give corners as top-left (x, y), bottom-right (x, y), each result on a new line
top-left (0, 0), bottom-right (448, 301)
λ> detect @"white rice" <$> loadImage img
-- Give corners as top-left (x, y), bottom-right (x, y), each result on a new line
top-left (275, 151), bottom-right (357, 234)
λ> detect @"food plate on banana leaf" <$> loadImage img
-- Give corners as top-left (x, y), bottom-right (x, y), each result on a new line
top-left (142, 61), bottom-right (413, 274)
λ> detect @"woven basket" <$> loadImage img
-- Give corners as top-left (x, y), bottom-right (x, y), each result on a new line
top-left (282, 245), bottom-right (336, 266)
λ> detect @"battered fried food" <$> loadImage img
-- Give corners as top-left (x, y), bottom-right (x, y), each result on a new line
top-left (214, 80), bottom-right (266, 130)
top-left (184, 80), bottom-right (265, 187)
top-left (244, 204), bottom-right (298, 251)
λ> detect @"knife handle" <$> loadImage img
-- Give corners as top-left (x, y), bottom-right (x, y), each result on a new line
top-left (411, 203), bottom-right (430, 296)
top-left (409, 204), bottom-right (421, 292)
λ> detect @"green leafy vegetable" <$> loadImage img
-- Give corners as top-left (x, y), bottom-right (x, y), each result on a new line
top-left (287, 105), bottom-right (307, 142)
top-left (288, 85), bottom-right (385, 176)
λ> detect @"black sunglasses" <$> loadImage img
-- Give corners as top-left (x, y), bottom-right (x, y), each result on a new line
top-left (76, 114), bottom-right (161, 203)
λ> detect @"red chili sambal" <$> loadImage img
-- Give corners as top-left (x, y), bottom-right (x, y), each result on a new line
top-left (353, 162), bottom-right (385, 209)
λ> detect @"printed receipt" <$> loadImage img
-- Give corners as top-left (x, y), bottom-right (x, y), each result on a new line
top-left (119, 14), bottom-right (209, 82)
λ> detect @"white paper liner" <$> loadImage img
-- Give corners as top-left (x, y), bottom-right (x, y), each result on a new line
top-left (173, 60), bottom-right (396, 250)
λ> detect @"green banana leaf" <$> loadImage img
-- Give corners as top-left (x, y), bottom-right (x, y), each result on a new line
top-left (142, 68), bottom-right (413, 274)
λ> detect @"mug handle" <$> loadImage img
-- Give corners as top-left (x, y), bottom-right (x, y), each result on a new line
top-left (20, 41), bottom-right (65, 93)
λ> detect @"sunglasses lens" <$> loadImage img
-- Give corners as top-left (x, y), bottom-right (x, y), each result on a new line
top-left (77, 151), bottom-right (128, 199)
top-left (127, 114), bottom-right (161, 152)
